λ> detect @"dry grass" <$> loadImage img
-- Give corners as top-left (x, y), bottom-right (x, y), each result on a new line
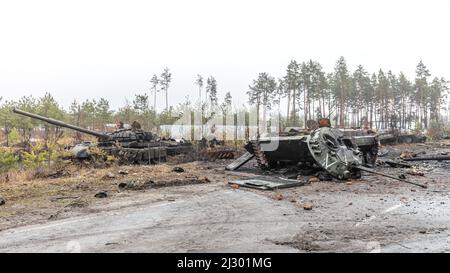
top-left (0, 160), bottom-right (230, 230)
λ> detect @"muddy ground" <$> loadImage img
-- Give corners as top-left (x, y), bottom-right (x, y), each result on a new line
top-left (0, 141), bottom-right (449, 252)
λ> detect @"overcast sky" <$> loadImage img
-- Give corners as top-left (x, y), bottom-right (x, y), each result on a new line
top-left (0, 0), bottom-right (449, 111)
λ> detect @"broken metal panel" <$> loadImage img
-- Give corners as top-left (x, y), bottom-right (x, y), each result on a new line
top-left (225, 152), bottom-right (254, 171)
top-left (403, 156), bottom-right (450, 161)
top-left (229, 178), bottom-right (307, 190)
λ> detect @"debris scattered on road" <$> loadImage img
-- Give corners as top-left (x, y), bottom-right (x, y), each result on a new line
top-left (303, 203), bottom-right (313, 210)
top-left (118, 176), bottom-right (211, 191)
top-left (172, 167), bottom-right (185, 173)
top-left (65, 199), bottom-right (88, 208)
top-left (225, 152), bottom-right (254, 170)
top-left (400, 151), bottom-right (417, 160)
top-left (94, 191), bottom-right (108, 198)
top-left (103, 172), bottom-right (116, 179)
top-left (230, 178), bottom-right (308, 190)
top-left (39, 169), bottom-right (71, 179)
top-left (274, 193), bottom-right (284, 200)
top-left (50, 196), bottom-right (80, 202)
top-left (308, 177), bottom-right (320, 183)
top-left (403, 155), bottom-right (450, 161)
top-left (203, 177), bottom-right (211, 183)
top-left (230, 184), bottom-right (240, 189)
top-left (406, 169), bottom-right (425, 176)
top-left (118, 180), bottom-right (155, 190)
top-left (383, 160), bottom-right (412, 168)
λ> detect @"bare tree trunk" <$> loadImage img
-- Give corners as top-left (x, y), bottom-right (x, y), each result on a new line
top-left (292, 89), bottom-right (296, 126)
top-left (165, 89), bottom-right (168, 112)
top-left (322, 95), bottom-right (326, 118)
top-left (286, 90), bottom-right (291, 123)
top-left (154, 88), bottom-right (157, 112)
top-left (304, 89), bottom-right (307, 128)
top-left (222, 111), bottom-right (226, 141)
top-left (339, 91), bottom-right (345, 128)
top-left (256, 98), bottom-right (260, 138)
top-left (262, 103), bottom-right (267, 135)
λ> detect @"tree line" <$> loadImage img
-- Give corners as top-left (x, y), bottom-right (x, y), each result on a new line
top-left (1, 58), bottom-right (449, 145)
top-left (247, 57), bottom-right (449, 132)
top-left (0, 67), bottom-right (237, 144)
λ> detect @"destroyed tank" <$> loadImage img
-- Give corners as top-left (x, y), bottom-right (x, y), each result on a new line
top-left (242, 126), bottom-right (363, 179)
top-left (227, 119), bottom-right (427, 188)
top-left (13, 109), bottom-right (192, 164)
top-left (227, 119), bottom-right (376, 179)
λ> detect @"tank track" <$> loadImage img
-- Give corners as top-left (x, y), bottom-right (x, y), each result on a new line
top-left (252, 140), bottom-right (269, 169)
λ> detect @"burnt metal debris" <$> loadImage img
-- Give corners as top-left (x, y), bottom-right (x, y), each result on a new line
top-left (13, 108), bottom-right (193, 164)
top-left (403, 156), bottom-right (450, 161)
top-left (378, 130), bottom-right (427, 144)
top-left (230, 178), bottom-right (308, 190)
top-left (227, 119), bottom-right (427, 188)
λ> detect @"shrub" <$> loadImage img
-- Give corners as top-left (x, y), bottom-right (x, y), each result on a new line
top-left (8, 128), bottom-right (21, 145)
top-left (22, 144), bottom-right (49, 168)
top-left (0, 147), bottom-right (19, 172)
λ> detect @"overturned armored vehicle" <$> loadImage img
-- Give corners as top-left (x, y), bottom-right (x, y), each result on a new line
top-left (13, 109), bottom-right (193, 164)
top-left (231, 126), bottom-right (365, 180)
top-left (227, 119), bottom-right (426, 188)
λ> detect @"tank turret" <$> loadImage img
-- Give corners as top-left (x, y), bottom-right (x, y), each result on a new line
top-left (13, 108), bottom-right (109, 139)
top-left (13, 109), bottom-right (192, 164)
top-left (13, 108), bottom-right (156, 146)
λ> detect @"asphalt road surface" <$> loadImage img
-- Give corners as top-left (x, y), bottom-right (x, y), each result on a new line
top-left (1, 182), bottom-right (449, 253)
top-left (0, 187), bottom-right (304, 252)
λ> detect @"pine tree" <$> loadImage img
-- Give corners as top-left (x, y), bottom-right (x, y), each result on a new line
top-left (195, 75), bottom-right (203, 104)
top-left (398, 72), bottom-right (413, 129)
top-left (206, 76), bottom-right (218, 108)
top-left (284, 60), bottom-right (300, 125)
top-left (414, 61), bottom-right (431, 128)
top-left (247, 73), bottom-right (277, 136)
top-left (220, 92), bottom-right (233, 141)
top-left (150, 74), bottom-right (159, 112)
top-left (160, 68), bottom-right (172, 112)
top-left (333, 57), bottom-right (350, 128)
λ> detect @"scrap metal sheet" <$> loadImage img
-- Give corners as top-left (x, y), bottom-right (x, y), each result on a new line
top-left (229, 178), bottom-right (307, 190)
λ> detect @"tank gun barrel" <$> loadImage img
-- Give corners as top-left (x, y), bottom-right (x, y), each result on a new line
top-left (355, 165), bottom-right (427, 188)
top-left (403, 156), bottom-right (450, 161)
top-left (13, 108), bottom-right (109, 139)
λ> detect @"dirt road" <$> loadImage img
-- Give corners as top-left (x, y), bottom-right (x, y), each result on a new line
top-left (1, 142), bottom-right (449, 252)
top-left (1, 178), bottom-right (449, 253)
top-left (0, 184), bottom-right (303, 252)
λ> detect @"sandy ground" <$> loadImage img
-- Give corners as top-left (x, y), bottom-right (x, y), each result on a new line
top-left (0, 142), bottom-right (449, 252)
